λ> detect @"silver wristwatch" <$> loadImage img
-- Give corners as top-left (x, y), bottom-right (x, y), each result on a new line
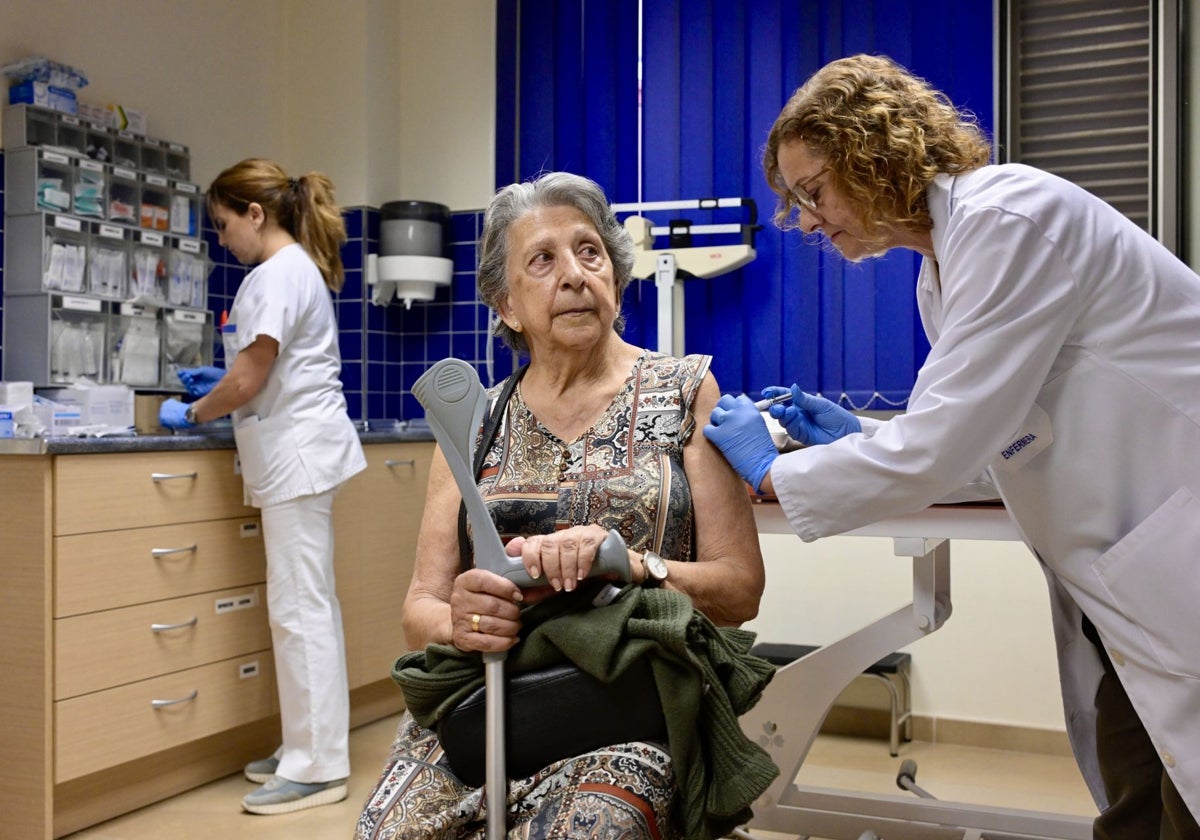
top-left (185, 404), bottom-right (198, 425)
top-left (642, 550), bottom-right (669, 587)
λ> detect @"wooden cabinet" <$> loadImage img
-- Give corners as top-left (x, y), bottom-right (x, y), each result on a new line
top-left (0, 438), bottom-right (433, 840)
top-left (334, 441), bottom-right (433, 689)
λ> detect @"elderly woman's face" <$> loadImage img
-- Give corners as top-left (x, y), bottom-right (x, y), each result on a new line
top-left (500, 204), bottom-right (619, 352)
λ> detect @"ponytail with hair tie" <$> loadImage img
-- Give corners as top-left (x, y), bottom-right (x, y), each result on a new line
top-left (208, 158), bottom-right (344, 291)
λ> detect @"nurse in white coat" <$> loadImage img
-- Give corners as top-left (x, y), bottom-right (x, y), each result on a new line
top-left (160, 158), bottom-right (367, 816)
top-left (704, 54), bottom-right (1200, 839)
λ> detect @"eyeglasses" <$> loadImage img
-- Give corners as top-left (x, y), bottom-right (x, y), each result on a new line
top-left (787, 166), bottom-right (829, 215)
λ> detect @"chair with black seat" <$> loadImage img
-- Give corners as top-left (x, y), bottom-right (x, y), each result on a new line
top-left (751, 642), bottom-right (913, 757)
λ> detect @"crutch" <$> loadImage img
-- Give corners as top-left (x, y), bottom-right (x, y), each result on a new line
top-left (414, 357), bottom-right (631, 840)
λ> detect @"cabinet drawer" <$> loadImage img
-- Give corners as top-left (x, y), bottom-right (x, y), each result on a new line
top-left (56, 517), bottom-right (265, 616)
top-left (55, 585), bottom-right (271, 699)
top-left (56, 653), bottom-right (276, 782)
top-left (55, 449), bottom-right (254, 535)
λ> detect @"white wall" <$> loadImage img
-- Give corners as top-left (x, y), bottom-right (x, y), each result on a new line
top-left (0, 0), bottom-right (287, 192)
top-left (0, 0), bottom-right (496, 209)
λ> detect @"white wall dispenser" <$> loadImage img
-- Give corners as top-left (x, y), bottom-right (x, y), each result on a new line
top-left (367, 200), bottom-right (452, 309)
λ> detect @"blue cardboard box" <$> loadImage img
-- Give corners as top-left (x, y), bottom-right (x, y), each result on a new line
top-left (9, 80), bottom-right (78, 114)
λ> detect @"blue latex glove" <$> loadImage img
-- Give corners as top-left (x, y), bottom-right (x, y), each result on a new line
top-left (762, 384), bottom-right (861, 447)
top-left (159, 398), bottom-right (195, 430)
top-left (177, 365), bottom-right (226, 398)
top-left (703, 393), bottom-right (778, 494)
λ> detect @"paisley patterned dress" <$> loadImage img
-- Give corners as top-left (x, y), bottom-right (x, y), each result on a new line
top-left (354, 351), bottom-right (711, 840)
top-left (476, 351), bottom-right (709, 562)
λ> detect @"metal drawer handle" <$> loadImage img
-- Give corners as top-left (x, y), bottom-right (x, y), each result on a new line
top-left (151, 544), bottom-right (198, 558)
top-left (151, 689), bottom-right (198, 709)
top-left (151, 616), bottom-right (199, 633)
top-left (385, 459), bottom-right (415, 468)
top-left (151, 471), bottom-right (199, 482)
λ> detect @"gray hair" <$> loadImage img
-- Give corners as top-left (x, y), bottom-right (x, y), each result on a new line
top-left (477, 171), bottom-right (635, 354)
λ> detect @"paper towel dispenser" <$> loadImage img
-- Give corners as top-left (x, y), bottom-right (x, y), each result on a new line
top-left (367, 200), bottom-right (453, 308)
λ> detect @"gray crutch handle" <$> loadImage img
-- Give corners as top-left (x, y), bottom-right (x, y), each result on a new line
top-left (414, 358), bottom-right (632, 586)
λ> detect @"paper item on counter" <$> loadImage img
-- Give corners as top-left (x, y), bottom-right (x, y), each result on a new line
top-left (0, 381), bottom-right (34, 411)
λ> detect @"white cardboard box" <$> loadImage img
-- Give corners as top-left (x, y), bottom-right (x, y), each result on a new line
top-left (40, 385), bottom-right (135, 428)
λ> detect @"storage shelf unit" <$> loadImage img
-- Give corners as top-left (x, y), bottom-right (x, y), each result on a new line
top-left (2, 104), bottom-right (210, 391)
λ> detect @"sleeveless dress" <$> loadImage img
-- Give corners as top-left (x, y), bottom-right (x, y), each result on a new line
top-left (354, 351), bottom-right (711, 840)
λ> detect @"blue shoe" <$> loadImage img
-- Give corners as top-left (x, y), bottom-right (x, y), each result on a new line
top-left (243, 748), bottom-right (282, 783)
top-left (241, 774), bottom-right (348, 815)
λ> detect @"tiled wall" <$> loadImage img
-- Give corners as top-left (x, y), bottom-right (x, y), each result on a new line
top-left (0, 145), bottom-right (516, 422)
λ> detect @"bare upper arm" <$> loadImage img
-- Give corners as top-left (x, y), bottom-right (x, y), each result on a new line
top-left (409, 445), bottom-right (466, 605)
top-left (684, 372), bottom-right (762, 561)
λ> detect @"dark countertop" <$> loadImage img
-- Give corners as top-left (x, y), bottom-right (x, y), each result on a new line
top-left (0, 423), bottom-right (437, 455)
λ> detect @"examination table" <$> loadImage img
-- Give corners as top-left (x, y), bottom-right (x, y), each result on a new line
top-left (738, 502), bottom-right (1094, 840)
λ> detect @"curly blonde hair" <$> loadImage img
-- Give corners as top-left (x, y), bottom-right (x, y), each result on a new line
top-left (764, 54), bottom-right (992, 249)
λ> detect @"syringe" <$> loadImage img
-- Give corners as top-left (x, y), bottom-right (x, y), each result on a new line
top-left (753, 392), bottom-right (794, 411)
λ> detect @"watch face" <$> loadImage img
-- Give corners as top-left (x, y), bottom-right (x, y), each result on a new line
top-left (645, 550), bottom-right (668, 582)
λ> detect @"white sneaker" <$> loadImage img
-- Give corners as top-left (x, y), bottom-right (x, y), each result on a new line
top-left (241, 774), bottom-right (348, 815)
top-left (243, 747), bottom-right (282, 783)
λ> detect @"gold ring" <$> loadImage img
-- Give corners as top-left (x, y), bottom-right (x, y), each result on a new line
top-left (471, 613), bottom-right (481, 633)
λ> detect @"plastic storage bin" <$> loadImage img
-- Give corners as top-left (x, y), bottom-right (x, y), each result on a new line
top-left (165, 141), bottom-right (190, 180)
top-left (140, 137), bottom-right (166, 176)
top-left (2, 103), bottom-right (59, 147)
top-left (168, 238), bottom-right (207, 307)
top-left (170, 181), bottom-right (201, 236)
top-left (1, 293), bottom-right (108, 386)
top-left (107, 165), bottom-right (140, 225)
top-left (112, 130), bottom-right (140, 170)
top-left (73, 158), bottom-right (106, 219)
top-left (85, 120), bottom-right (114, 163)
top-left (42, 216), bottom-right (89, 294)
top-left (162, 307), bottom-right (214, 390)
top-left (140, 174), bottom-right (171, 231)
top-left (130, 231), bottom-right (168, 304)
top-left (87, 222), bottom-right (130, 299)
top-left (109, 302), bottom-right (162, 387)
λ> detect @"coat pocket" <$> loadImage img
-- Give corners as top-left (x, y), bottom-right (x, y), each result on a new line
top-left (233, 413), bottom-right (310, 504)
top-left (1092, 488), bottom-right (1200, 679)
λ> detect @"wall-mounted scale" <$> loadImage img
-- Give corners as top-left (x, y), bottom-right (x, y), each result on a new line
top-left (612, 196), bottom-right (759, 356)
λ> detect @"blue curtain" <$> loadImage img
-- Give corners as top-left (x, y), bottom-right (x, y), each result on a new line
top-left (495, 0), bottom-right (994, 408)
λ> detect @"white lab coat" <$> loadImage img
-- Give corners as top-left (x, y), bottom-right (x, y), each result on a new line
top-left (225, 242), bottom-right (367, 782)
top-left (770, 164), bottom-right (1200, 815)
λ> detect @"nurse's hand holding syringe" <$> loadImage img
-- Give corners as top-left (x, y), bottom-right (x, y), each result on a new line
top-left (759, 385), bottom-right (862, 447)
top-left (752, 392), bottom-right (795, 411)
top-left (703, 384), bottom-right (865, 494)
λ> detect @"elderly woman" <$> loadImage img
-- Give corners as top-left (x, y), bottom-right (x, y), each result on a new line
top-left (355, 172), bottom-right (772, 840)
